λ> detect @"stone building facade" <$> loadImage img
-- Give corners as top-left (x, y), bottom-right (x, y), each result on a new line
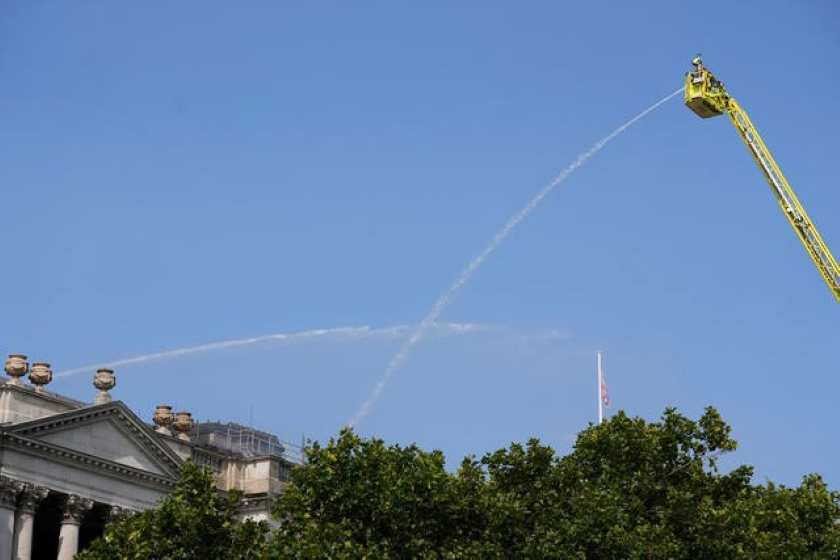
top-left (0, 354), bottom-right (297, 560)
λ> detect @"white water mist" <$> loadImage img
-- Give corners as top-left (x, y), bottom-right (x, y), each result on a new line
top-left (349, 87), bottom-right (685, 427)
top-left (55, 322), bottom-right (497, 378)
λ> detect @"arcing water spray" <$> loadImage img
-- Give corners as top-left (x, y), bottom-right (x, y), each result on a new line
top-left (349, 87), bottom-right (685, 427)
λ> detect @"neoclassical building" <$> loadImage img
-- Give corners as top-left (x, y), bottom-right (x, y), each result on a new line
top-left (0, 354), bottom-right (297, 560)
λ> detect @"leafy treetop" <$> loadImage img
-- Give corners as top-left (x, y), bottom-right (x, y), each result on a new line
top-left (80, 407), bottom-right (840, 559)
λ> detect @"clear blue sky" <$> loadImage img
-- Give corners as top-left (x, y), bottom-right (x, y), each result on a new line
top-left (2, 2), bottom-right (838, 486)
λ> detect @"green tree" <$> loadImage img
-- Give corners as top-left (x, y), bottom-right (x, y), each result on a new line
top-left (81, 407), bottom-right (840, 559)
top-left (269, 408), bottom-right (840, 559)
top-left (76, 462), bottom-right (268, 560)
top-left (267, 429), bottom-right (496, 559)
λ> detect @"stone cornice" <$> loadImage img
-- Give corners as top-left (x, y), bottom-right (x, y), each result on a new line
top-left (7, 401), bottom-right (183, 477)
top-left (0, 383), bottom-right (85, 409)
top-left (156, 431), bottom-right (197, 450)
top-left (0, 431), bottom-right (177, 491)
top-left (239, 491), bottom-right (276, 513)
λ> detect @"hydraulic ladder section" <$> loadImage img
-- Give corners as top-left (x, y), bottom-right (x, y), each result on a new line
top-left (685, 57), bottom-right (840, 302)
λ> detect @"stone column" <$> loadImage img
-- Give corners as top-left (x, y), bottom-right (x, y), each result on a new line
top-left (0, 477), bottom-right (23, 560)
top-left (57, 495), bottom-right (93, 560)
top-left (13, 485), bottom-right (48, 560)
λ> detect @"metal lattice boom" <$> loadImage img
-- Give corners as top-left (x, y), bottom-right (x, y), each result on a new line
top-left (685, 57), bottom-right (840, 302)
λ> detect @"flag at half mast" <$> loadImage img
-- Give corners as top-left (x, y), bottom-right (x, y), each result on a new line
top-left (597, 351), bottom-right (609, 424)
top-left (600, 370), bottom-right (610, 408)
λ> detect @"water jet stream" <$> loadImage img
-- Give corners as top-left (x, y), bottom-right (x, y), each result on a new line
top-left (349, 87), bottom-right (685, 427)
top-left (54, 322), bottom-right (498, 378)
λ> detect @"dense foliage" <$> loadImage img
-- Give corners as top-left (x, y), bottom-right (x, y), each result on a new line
top-left (82, 407), bottom-right (840, 559)
top-left (271, 407), bottom-right (840, 558)
top-left (76, 462), bottom-right (268, 560)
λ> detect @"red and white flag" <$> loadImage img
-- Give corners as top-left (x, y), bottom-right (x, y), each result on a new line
top-left (599, 371), bottom-right (610, 408)
top-left (597, 352), bottom-right (609, 424)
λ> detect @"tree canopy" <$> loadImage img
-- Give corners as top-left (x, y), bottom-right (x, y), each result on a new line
top-left (76, 462), bottom-right (269, 560)
top-left (81, 407), bottom-right (840, 559)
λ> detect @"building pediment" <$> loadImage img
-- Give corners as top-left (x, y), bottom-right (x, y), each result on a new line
top-left (5, 401), bottom-right (182, 479)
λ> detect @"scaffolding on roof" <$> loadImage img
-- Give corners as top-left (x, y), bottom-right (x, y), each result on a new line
top-left (193, 421), bottom-right (306, 465)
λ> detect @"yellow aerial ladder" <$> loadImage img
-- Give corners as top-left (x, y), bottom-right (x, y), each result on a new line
top-left (685, 57), bottom-right (840, 302)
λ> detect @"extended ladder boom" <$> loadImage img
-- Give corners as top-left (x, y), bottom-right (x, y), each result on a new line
top-left (685, 57), bottom-right (840, 302)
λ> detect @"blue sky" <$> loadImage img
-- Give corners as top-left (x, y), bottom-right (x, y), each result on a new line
top-left (2, 1), bottom-right (838, 485)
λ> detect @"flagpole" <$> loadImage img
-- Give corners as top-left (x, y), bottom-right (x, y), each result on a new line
top-left (597, 351), bottom-right (603, 425)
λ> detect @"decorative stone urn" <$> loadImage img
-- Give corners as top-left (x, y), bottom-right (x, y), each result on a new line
top-left (93, 368), bottom-right (116, 404)
top-left (4, 354), bottom-right (29, 386)
top-left (153, 405), bottom-right (174, 436)
top-left (172, 411), bottom-right (194, 441)
top-left (29, 362), bottom-right (53, 393)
